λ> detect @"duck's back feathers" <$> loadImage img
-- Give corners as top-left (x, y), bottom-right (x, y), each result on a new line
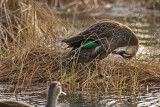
top-left (62, 20), bottom-right (120, 48)
top-left (62, 19), bottom-right (138, 47)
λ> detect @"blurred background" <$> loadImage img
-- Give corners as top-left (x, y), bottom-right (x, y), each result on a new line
top-left (0, 0), bottom-right (160, 107)
top-left (46, 0), bottom-right (160, 56)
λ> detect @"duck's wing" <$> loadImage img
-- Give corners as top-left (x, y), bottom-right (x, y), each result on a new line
top-left (62, 21), bottom-right (116, 48)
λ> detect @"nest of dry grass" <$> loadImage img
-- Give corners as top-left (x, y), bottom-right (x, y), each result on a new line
top-left (0, 0), bottom-right (160, 94)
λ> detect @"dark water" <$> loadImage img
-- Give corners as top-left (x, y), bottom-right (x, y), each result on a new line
top-left (0, 1), bottom-right (160, 107)
top-left (0, 83), bottom-right (160, 107)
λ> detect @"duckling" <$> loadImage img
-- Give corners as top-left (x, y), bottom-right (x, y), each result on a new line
top-left (62, 19), bottom-right (139, 63)
top-left (46, 81), bottom-right (66, 107)
top-left (0, 81), bottom-right (66, 107)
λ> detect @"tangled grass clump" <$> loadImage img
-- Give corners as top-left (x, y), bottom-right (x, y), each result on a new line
top-left (0, 0), bottom-right (72, 83)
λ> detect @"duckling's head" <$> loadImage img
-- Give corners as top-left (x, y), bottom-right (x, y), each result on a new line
top-left (46, 81), bottom-right (66, 107)
top-left (50, 81), bottom-right (61, 96)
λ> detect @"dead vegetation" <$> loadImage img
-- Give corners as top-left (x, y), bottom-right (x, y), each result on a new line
top-left (0, 0), bottom-right (160, 95)
top-left (47, 0), bottom-right (110, 14)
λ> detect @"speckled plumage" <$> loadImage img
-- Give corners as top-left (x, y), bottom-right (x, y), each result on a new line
top-left (62, 19), bottom-right (139, 63)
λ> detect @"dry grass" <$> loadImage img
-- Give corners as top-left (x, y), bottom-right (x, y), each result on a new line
top-left (47, 0), bottom-right (109, 14)
top-left (0, 0), bottom-right (73, 83)
top-left (47, 0), bottom-right (160, 15)
top-left (0, 0), bottom-right (160, 95)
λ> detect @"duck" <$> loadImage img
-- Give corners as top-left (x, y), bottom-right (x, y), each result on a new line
top-left (61, 19), bottom-right (139, 63)
top-left (0, 81), bottom-right (66, 107)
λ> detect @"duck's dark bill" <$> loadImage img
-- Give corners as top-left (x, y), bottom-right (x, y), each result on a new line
top-left (112, 50), bottom-right (126, 55)
top-left (112, 50), bottom-right (133, 58)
